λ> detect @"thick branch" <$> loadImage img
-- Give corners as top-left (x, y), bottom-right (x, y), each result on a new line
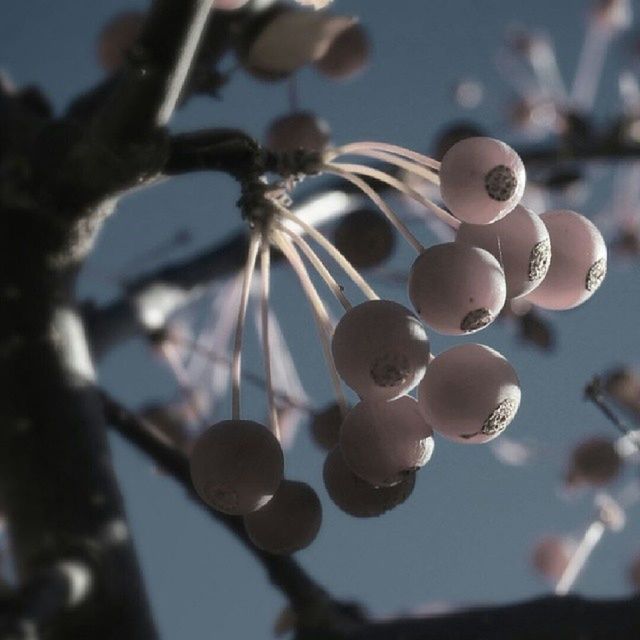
top-left (347, 593), bottom-right (640, 640)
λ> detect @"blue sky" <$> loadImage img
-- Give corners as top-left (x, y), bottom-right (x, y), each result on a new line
top-left (3, 1), bottom-right (640, 638)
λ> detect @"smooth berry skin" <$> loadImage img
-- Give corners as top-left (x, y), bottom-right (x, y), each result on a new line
top-left (525, 210), bottom-right (607, 310)
top-left (440, 137), bottom-right (526, 225)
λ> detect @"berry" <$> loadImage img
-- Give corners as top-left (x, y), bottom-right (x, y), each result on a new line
top-left (323, 446), bottom-right (415, 517)
top-left (531, 536), bottom-right (574, 582)
top-left (265, 111), bottom-right (331, 152)
top-left (97, 11), bottom-right (145, 73)
top-left (439, 137), bottom-right (526, 225)
top-left (339, 396), bottom-right (434, 487)
top-left (525, 210), bottom-right (607, 310)
top-left (243, 480), bottom-right (322, 554)
top-left (331, 300), bottom-right (430, 401)
top-left (332, 208), bottom-right (395, 269)
top-left (310, 403), bottom-right (342, 451)
top-left (315, 23), bottom-right (370, 80)
top-left (456, 205), bottom-right (551, 299)
top-left (189, 420), bottom-right (283, 515)
top-left (565, 437), bottom-right (622, 488)
top-left (418, 343), bottom-right (520, 444)
top-left (408, 242), bottom-right (506, 335)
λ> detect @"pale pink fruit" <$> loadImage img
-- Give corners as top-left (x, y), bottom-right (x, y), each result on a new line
top-left (408, 242), bottom-right (506, 335)
top-left (315, 23), bottom-right (370, 80)
top-left (332, 208), bottom-right (395, 269)
top-left (97, 11), bottom-right (145, 73)
top-left (243, 480), bottom-right (322, 554)
top-left (418, 343), bottom-right (520, 444)
top-left (265, 111), bottom-right (330, 152)
top-left (565, 437), bottom-right (622, 488)
top-left (331, 300), bottom-right (430, 401)
top-left (525, 210), bottom-right (607, 310)
top-left (439, 137), bottom-right (526, 224)
top-left (339, 396), bottom-right (434, 487)
top-left (531, 535), bottom-right (574, 582)
top-left (189, 420), bottom-right (283, 515)
top-left (310, 403), bottom-right (342, 451)
top-left (456, 205), bottom-right (551, 299)
top-left (323, 446), bottom-right (416, 517)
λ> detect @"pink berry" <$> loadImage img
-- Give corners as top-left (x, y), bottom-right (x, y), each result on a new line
top-left (310, 403), bottom-right (343, 451)
top-left (331, 300), bottom-right (430, 401)
top-left (564, 437), bottom-right (622, 488)
top-left (525, 210), bottom-right (607, 310)
top-left (531, 536), bottom-right (574, 582)
top-left (408, 242), bottom-right (506, 335)
top-left (456, 205), bottom-right (551, 299)
top-left (323, 446), bottom-right (416, 517)
top-left (314, 23), bottom-right (370, 81)
top-left (189, 420), bottom-right (283, 515)
top-left (439, 137), bottom-right (526, 224)
top-left (265, 111), bottom-right (331, 152)
top-left (339, 396), bottom-right (434, 487)
top-left (243, 480), bottom-right (322, 554)
top-left (332, 208), bottom-right (395, 269)
top-left (97, 11), bottom-right (145, 73)
top-left (418, 343), bottom-right (520, 444)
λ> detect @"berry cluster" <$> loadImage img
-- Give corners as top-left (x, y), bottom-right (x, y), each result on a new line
top-left (189, 135), bottom-right (607, 554)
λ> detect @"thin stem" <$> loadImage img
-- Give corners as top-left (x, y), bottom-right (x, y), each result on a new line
top-left (260, 234), bottom-right (280, 440)
top-left (329, 148), bottom-right (440, 184)
top-left (231, 233), bottom-right (260, 420)
top-left (324, 165), bottom-right (427, 253)
top-left (278, 224), bottom-right (352, 311)
top-left (555, 521), bottom-right (605, 596)
top-left (570, 23), bottom-right (611, 112)
top-left (585, 377), bottom-right (640, 451)
top-left (164, 331), bottom-right (314, 412)
top-left (326, 160), bottom-right (459, 230)
top-left (273, 231), bottom-right (350, 419)
top-left (156, 0), bottom-right (213, 125)
top-left (271, 199), bottom-right (379, 301)
top-left (327, 142), bottom-right (441, 170)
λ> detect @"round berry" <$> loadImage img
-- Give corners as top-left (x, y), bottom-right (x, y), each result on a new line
top-left (439, 137), bottom-right (526, 224)
top-left (243, 480), bottom-right (322, 554)
top-left (339, 396), bottom-right (434, 487)
top-left (332, 300), bottom-right (430, 401)
top-left (418, 343), bottom-right (520, 444)
top-left (456, 205), bottom-right (551, 299)
top-left (323, 446), bottom-right (416, 517)
top-left (525, 210), bottom-right (607, 310)
top-left (408, 242), bottom-right (506, 335)
top-left (310, 403), bottom-right (343, 451)
top-left (265, 111), bottom-right (331, 153)
top-left (189, 420), bottom-right (283, 515)
top-left (315, 23), bottom-right (370, 81)
top-left (332, 208), bottom-right (395, 269)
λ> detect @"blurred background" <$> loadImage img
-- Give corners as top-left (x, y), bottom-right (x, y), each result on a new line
top-left (2, 0), bottom-right (640, 637)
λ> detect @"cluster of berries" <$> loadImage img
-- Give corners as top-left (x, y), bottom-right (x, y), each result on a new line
top-left (187, 135), bottom-right (607, 554)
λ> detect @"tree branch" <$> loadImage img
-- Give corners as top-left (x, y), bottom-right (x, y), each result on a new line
top-left (346, 593), bottom-right (640, 640)
top-left (100, 393), bottom-right (366, 634)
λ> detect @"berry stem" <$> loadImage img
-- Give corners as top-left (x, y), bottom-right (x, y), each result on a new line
top-left (273, 231), bottom-right (350, 419)
top-left (260, 233), bottom-right (280, 441)
top-left (270, 198), bottom-right (379, 301)
top-left (323, 165), bottom-right (427, 253)
top-left (231, 233), bottom-right (260, 420)
top-left (278, 224), bottom-right (353, 311)
top-left (328, 141), bottom-right (441, 170)
top-left (163, 328), bottom-right (314, 412)
top-left (327, 148), bottom-right (440, 184)
top-left (326, 161), bottom-right (459, 230)
top-left (554, 520), bottom-right (605, 596)
top-left (570, 20), bottom-right (611, 111)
